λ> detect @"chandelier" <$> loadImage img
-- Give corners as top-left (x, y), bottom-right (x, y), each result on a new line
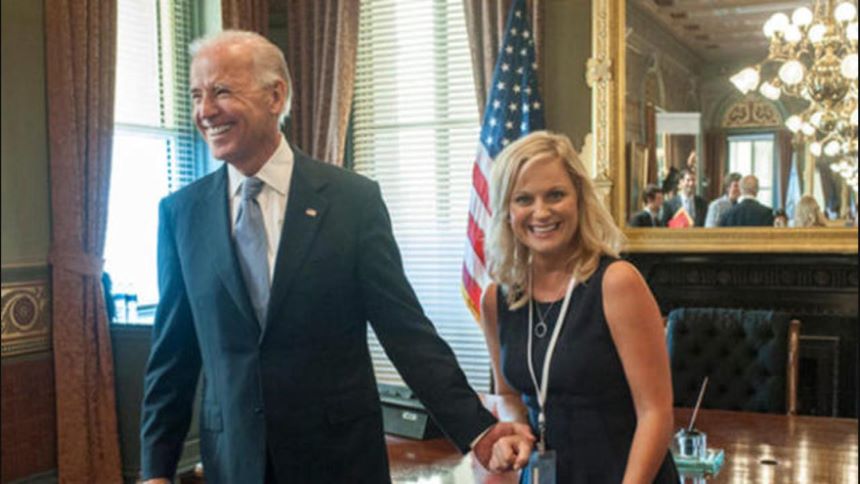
top-left (730, 0), bottom-right (859, 192)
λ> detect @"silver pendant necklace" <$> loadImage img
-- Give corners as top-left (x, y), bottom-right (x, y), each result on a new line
top-left (530, 267), bottom-right (571, 339)
top-left (532, 299), bottom-right (557, 338)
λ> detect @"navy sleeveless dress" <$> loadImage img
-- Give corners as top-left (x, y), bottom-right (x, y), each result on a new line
top-left (498, 257), bottom-right (678, 483)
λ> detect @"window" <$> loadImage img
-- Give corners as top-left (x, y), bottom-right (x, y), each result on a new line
top-left (105, 0), bottom-right (201, 322)
top-left (353, 0), bottom-right (490, 391)
top-left (728, 133), bottom-right (776, 206)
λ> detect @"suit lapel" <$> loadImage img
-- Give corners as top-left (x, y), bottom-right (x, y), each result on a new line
top-left (264, 152), bottom-right (329, 334)
top-left (195, 166), bottom-right (261, 337)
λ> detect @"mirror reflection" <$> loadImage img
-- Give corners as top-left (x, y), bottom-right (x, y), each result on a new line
top-left (624, 0), bottom-right (858, 230)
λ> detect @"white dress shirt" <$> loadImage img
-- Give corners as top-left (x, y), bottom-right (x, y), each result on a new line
top-left (681, 193), bottom-right (696, 219)
top-left (227, 136), bottom-right (294, 282)
top-left (647, 207), bottom-right (660, 226)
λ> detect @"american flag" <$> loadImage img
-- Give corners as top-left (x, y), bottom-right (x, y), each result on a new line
top-left (461, 0), bottom-right (545, 319)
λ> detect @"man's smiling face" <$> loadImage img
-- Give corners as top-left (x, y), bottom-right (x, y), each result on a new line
top-left (190, 43), bottom-right (283, 174)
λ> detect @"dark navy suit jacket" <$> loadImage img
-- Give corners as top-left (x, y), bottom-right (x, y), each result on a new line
top-left (719, 198), bottom-right (774, 227)
top-left (140, 149), bottom-right (495, 483)
top-left (629, 210), bottom-right (660, 227)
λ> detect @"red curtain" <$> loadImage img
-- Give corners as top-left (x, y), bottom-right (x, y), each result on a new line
top-left (222, 0), bottom-right (270, 34)
top-left (777, 129), bottom-right (794, 208)
top-left (644, 103), bottom-right (657, 184)
top-left (704, 130), bottom-right (727, 201)
top-left (45, 0), bottom-right (122, 481)
top-left (284, 0), bottom-right (358, 165)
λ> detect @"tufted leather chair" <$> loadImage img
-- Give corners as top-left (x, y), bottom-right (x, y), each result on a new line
top-left (666, 308), bottom-right (800, 415)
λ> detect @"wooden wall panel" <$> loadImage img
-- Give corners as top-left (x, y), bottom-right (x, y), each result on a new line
top-left (1, 354), bottom-right (57, 481)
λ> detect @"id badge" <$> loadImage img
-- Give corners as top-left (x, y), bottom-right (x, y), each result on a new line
top-left (527, 449), bottom-right (557, 484)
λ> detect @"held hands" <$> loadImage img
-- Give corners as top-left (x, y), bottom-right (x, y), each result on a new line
top-left (473, 422), bottom-right (535, 472)
top-left (490, 431), bottom-right (535, 472)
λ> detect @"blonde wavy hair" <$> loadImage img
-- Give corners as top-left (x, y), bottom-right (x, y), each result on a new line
top-left (794, 195), bottom-right (827, 227)
top-left (487, 131), bottom-right (625, 310)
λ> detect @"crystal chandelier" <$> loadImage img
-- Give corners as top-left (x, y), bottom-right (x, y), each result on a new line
top-left (730, 0), bottom-right (859, 192)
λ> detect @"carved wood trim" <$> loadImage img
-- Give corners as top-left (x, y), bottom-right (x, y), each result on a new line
top-left (1, 280), bottom-right (51, 358)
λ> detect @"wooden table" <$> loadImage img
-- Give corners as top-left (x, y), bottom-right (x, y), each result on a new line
top-left (675, 408), bottom-right (858, 483)
top-left (386, 408), bottom-right (858, 483)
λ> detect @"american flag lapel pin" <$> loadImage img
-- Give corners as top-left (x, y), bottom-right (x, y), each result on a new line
top-left (305, 208), bottom-right (318, 217)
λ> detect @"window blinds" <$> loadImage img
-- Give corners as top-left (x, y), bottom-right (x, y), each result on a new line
top-left (353, 0), bottom-right (491, 392)
top-left (106, 0), bottom-right (197, 308)
top-left (114, 0), bottom-right (196, 191)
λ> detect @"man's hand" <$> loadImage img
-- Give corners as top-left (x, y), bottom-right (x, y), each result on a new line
top-left (472, 422), bottom-right (534, 472)
top-left (142, 479), bottom-right (171, 484)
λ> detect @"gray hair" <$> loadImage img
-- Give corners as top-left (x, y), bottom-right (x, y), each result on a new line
top-left (189, 30), bottom-right (293, 123)
top-left (741, 174), bottom-right (759, 196)
top-left (487, 131), bottom-right (625, 310)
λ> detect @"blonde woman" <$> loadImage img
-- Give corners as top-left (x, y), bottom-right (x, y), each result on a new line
top-left (794, 195), bottom-right (828, 227)
top-left (480, 131), bottom-right (677, 482)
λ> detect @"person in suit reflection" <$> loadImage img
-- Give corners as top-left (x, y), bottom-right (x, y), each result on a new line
top-left (140, 30), bottom-right (532, 484)
top-left (704, 172), bottom-right (742, 227)
top-left (719, 175), bottom-right (774, 227)
top-left (661, 168), bottom-right (707, 227)
top-left (479, 131), bottom-right (678, 482)
top-left (629, 184), bottom-right (664, 227)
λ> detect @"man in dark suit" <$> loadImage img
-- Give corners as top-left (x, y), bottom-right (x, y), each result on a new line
top-left (719, 175), bottom-right (774, 227)
top-left (661, 168), bottom-right (707, 227)
top-left (629, 184), bottom-right (664, 227)
top-left (140, 31), bottom-right (531, 484)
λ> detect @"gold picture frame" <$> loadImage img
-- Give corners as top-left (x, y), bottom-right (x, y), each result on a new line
top-left (588, 0), bottom-right (858, 254)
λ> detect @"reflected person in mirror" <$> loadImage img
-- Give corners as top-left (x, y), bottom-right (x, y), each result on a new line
top-left (662, 168), bottom-right (707, 227)
top-left (719, 175), bottom-right (774, 227)
top-left (704, 172), bottom-right (742, 227)
top-left (629, 184), bottom-right (665, 227)
top-left (479, 131), bottom-right (678, 482)
top-left (773, 209), bottom-right (789, 227)
top-left (794, 195), bottom-right (828, 227)
top-left (685, 150), bottom-right (697, 171)
top-left (661, 167), bottom-right (680, 200)
top-left (139, 30), bottom-right (531, 484)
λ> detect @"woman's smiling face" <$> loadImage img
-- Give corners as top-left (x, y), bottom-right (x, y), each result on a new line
top-left (508, 155), bottom-right (579, 262)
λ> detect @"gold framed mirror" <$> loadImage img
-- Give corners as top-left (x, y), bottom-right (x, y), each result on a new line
top-left (589, 0), bottom-right (858, 253)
